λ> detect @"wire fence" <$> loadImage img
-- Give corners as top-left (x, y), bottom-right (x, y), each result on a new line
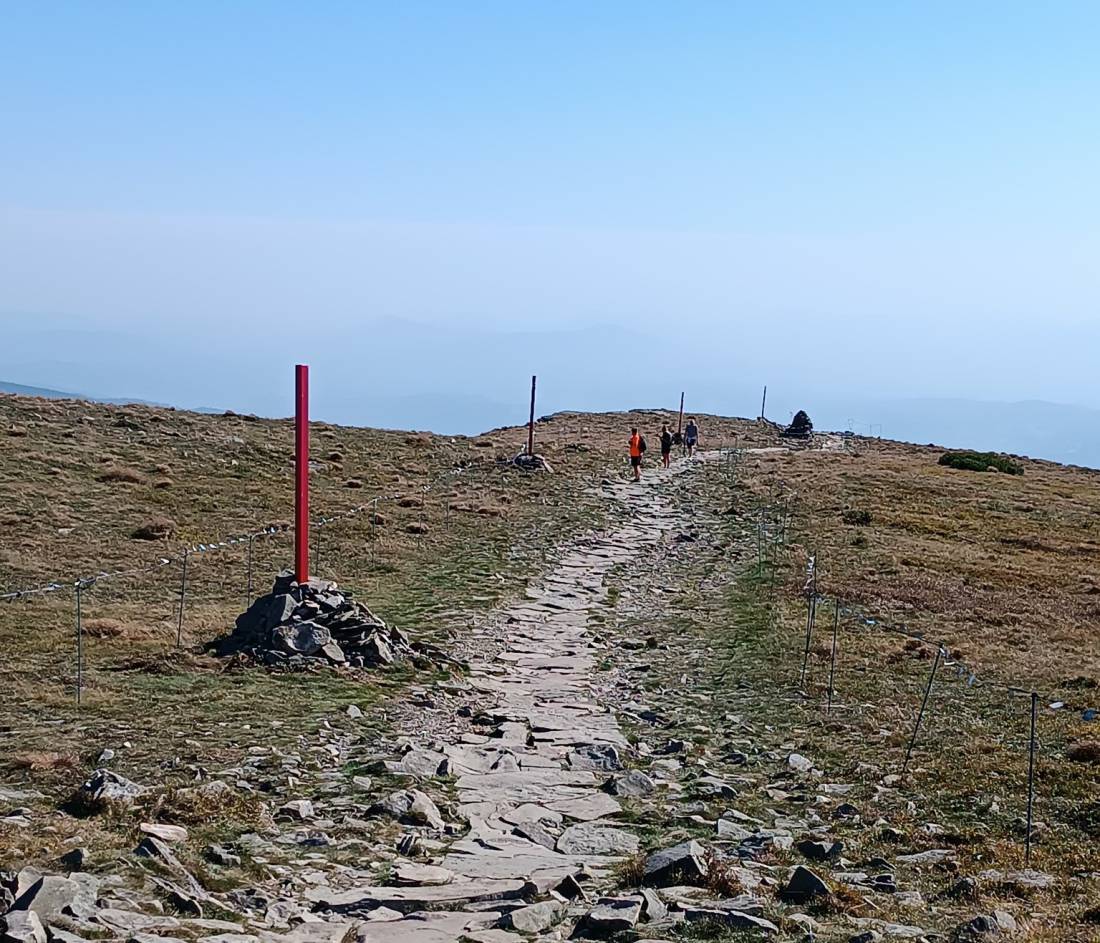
top-left (721, 445), bottom-right (1092, 866)
top-left (0, 455), bottom-right (590, 706)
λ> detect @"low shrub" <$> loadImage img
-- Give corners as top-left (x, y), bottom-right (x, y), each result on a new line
top-left (98, 465), bottom-right (146, 484)
top-left (132, 516), bottom-right (176, 540)
top-left (938, 451), bottom-right (1023, 475)
top-left (842, 508), bottom-right (872, 526)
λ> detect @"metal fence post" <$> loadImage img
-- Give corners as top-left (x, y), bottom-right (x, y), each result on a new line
top-left (1026, 691), bottom-right (1039, 865)
top-left (75, 581), bottom-right (85, 706)
top-left (902, 645), bottom-right (943, 776)
top-left (827, 599), bottom-right (840, 713)
top-left (799, 587), bottom-right (817, 688)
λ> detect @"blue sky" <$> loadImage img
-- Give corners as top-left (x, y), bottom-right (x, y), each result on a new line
top-left (2, 2), bottom-right (1099, 435)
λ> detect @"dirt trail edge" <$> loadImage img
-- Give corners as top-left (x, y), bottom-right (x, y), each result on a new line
top-left (305, 459), bottom-right (701, 941)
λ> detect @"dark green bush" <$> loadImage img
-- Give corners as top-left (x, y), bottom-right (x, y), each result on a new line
top-left (842, 508), bottom-right (873, 526)
top-left (938, 451), bottom-right (1023, 475)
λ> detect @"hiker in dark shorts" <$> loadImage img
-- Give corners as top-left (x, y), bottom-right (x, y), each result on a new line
top-left (660, 423), bottom-right (673, 468)
top-left (685, 417), bottom-right (699, 457)
top-left (628, 426), bottom-right (645, 481)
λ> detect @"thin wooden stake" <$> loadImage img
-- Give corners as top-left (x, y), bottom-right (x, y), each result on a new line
top-left (902, 646), bottom-right (942, 776)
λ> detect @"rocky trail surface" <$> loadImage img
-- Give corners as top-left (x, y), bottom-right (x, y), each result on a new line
top-left (3, 449), bottom-right (1055, 943)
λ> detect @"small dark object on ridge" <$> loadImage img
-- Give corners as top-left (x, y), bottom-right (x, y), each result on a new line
top-left (781, 410), bottom-right (813, 439)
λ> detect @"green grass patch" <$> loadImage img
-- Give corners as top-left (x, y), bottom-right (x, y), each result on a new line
top-left (938, 450), bottom-right (1024, 475)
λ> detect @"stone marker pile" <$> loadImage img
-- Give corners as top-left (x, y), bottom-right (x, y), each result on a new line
top-left (781, 409), bottom-right (813, 439)
top-left (511, 451), bottom-right (553, 473)
top-left (211, 571), bottom-right (417, 669)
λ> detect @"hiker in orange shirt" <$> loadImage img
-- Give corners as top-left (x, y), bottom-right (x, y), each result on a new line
top-left (628, 426), bottom-right (647, 481)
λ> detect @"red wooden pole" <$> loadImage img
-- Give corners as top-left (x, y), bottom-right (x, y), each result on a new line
top-left (295, 364), bottom-right (310, 583)
top-left (527, 375), bottom-right (537, 457)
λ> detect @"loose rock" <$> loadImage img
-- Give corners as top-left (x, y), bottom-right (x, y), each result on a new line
top-left (642, 840), bottom-right (708, 887)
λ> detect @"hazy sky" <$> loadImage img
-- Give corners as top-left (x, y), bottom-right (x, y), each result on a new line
top-left (2, 2), bottom-right (1099, 423)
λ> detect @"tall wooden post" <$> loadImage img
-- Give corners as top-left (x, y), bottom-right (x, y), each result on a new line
top-left (677, 392), bottom-right (685, 434)
top-left (760, 385), bottom-right (768, 420)
top-left (527, 375), bottom-right (537, 457)
top-left (295, 364), bottom-right (310, 583)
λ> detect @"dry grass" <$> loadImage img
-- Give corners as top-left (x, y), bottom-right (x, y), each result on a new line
top-left (739, 438), bottom-right (1100, 694)
top-left (97, 465), bottom-right (146, 484)
top-left (0, 391), bottom-right (767, 872)
top-left (613, 851), bottom-right (647, 887)
top-left (1067, 741), bottom-right (1100, 764)
top-left (82, 618), bottom-right (158, 641)
top-left (10, 751), bottom-right (79, 772)
top-left (131, 516), bottom-right (175, 540)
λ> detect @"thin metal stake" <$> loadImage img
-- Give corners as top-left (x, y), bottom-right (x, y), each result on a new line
top-left (827, 599), bottom-right (840, 713)
top-left (246, 534), bottom-right (255, 607)
top-left (176, 550), bottom-right (189, 648)
top-left (75, 582), bottom-right (84, 706)
top-left (799, 589), bottom-right (817, 688)
top-left (902, 646), bottom-right (943, 776)
top-left (1026, 691), bottom-right (1039, 865)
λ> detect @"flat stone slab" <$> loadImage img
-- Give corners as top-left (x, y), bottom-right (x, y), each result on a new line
top-left (455, 770), bottom-right (596, 806)
top-left (546, 793), bottom-right (622, 822)
top-left (355, 911), bottom-right (500, 943)
top-left (304, 880), bottom-right (533, 915)
top-left (556, 823), bottom-right (640, 856)
top-left (392, 863), bottom-right (454, 886)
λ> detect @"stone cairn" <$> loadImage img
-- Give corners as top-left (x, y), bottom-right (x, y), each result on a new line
top-left (211, 570), bottom-right (417, 669)
top-left (781, 409), bottom-right (814, 439)
top-left (511, 451), bottom-right (553, 472)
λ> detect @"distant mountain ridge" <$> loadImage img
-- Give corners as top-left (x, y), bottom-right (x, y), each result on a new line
top-left (0, 380), bottom-right (224, 412)
top-left (3, 378), bottom-right (1097, 469)
top-left (1, 380), bottom-right (76, 399)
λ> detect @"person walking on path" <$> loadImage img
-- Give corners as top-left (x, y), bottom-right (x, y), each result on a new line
top-left (628, 426), bottom-right (646, 481)
top-left (660, 423), bottom-right (673, 468)
top-left (685, 417), bottom-right (699, 457)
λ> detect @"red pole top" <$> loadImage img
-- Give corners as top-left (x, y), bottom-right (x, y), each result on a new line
top-left (295, 365), bottom-right (310, 584)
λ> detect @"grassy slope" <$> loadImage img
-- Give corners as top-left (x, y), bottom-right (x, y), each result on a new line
top-left (607, 450), bottom-right (1100, 938)
top-left (0, 393), bottom-right (760, 867)
top-left (2, 393), bottom-right (1098, 933)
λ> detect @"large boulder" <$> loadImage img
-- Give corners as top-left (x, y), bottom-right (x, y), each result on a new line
top-left (780, 865), bottom-right (830, 903)
top-left (642, 840), bottom-right (708, 887)
top-left (75, 769), bottom-right (146, 808)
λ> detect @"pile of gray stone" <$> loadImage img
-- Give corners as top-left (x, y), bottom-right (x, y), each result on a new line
top-left (511, 451), bottom-right (552, 473)
top-left (210, 571), bottom-right (415, 669)
top-left (781, 409), bottom-right (814, 439)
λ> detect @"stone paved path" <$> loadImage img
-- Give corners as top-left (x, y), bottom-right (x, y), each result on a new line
top-left (308, 459), bottom-right (703, 940)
